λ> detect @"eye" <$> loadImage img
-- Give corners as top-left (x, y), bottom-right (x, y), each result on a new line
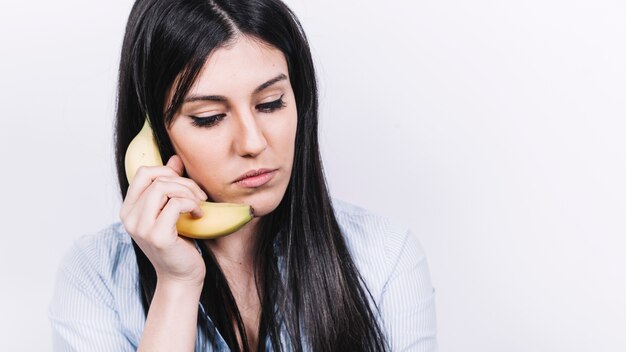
top-left (256, 94), bottom-right (286, 113)
top-left (190, 114), bottom-right (225, 128)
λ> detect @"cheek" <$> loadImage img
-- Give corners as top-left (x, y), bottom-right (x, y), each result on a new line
top-left (175, 133), bottom-right (228, 181)
top-left (270, 109), bottom-right (297, 156)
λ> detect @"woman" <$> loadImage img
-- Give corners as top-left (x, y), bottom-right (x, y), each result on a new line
top-left (48, 0), bottom-right (437, 350)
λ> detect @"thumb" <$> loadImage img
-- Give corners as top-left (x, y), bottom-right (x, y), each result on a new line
top-left (166, 155), bottom-right (185, 176)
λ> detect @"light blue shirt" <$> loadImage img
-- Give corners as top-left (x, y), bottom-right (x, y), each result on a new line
top-left (49, 199), bottom-right (437, 351)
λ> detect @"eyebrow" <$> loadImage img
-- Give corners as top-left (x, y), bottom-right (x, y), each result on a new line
top-left (183, 73), bottom-right (287, 103)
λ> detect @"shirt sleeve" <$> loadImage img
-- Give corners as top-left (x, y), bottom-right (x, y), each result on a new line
top-left (379, 228), bottom-right (438, 352)
top-left (48, 242), bottom-right (136, 351)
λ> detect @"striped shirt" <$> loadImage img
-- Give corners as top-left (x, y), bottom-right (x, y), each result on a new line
top-left (48, 199), bottom-right (437, 351)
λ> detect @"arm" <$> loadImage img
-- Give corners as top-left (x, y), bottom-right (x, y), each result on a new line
top-left (50, 157), bottom-right (209, 351)
top-left (137, 279), bottom-right (203, 351)
top-left (120, 156), bottom-right (209, 351)
top-left (379, 229), bottom-right (437, 352)
top-left (49, 244), bottom-right (205, 352)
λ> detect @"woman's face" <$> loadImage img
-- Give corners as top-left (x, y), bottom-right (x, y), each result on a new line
top-left (166, 36), bottom-right (297, 217)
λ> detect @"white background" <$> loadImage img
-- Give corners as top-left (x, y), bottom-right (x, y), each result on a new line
top-left (1, 0), bottom-right (625, 350)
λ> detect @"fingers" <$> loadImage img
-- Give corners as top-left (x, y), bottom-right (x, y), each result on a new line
top-left (136, 177), bottom-right (205, 222)
top-left (121, 157), bottom-right (207, 219)
top-left (120, 154), bottom-right (210, 244)
top-left (123, 193), bottom-right (203, 243)
top-left (166, 154), bottom-right (185, 176)
top-left (134, 197), bottom-right (202, 249)
top-left (154, 198), bottom-right (203, 240)
top-left (124, 165), bottom-right (176, 210)
top-left (118, 155), bottom-right (208, 283)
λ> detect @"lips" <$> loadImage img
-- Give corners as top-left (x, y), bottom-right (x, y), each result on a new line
top-left (234, 169), bottom-right (277, 188)
top-left (233, 168), bottom-right (276, 183)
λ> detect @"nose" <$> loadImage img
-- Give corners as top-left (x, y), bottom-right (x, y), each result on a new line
top-left (233, 110), bottom-right (268, 158)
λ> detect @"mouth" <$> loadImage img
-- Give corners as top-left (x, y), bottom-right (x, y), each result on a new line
top-left (233, 168), bottom-right (278, 188)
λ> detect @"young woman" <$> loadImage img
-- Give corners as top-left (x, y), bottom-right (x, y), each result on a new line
top-left (49, 0), bottom-right (437, 351)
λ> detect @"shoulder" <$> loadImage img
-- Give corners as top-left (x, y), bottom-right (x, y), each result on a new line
top-left (332, 198), bottom-right (417, 261)
top-left (57, 222), bottom-right (138, 292)
top-left (331, 198), bottom-right (427, 299)
top-left (50, 223), bottom-right (145, 349)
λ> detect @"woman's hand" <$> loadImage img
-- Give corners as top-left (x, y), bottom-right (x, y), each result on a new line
top-left (120, 155), bottom-right (208, 286)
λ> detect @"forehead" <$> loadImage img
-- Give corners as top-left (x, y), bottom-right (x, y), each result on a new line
top-left (189, 36), bottom-right (288, 96)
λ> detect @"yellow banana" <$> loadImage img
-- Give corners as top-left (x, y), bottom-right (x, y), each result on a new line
top-left (124, 118), bottom-right (253, 239)
top-left (124, 118), bottom-right (164, 182)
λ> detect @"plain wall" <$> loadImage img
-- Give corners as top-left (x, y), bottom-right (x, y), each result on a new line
top-left (1, 0), bottom-right (624, 350)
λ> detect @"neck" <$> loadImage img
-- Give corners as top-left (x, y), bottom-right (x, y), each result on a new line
top-left (203, 217), bottom-right (261, 274)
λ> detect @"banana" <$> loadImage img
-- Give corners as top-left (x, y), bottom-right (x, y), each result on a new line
top-left (124, 118), bottom-right (164, 182)
top-left (124, 117), bottom-right (253, 239)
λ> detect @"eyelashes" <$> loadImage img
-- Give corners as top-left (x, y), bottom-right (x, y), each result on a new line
top-left (190, 94), bottom-right (286, 128)
top-left (190, 114), bottom-right (225, 128)
top-left (257, 94), bottom-right (286, 113)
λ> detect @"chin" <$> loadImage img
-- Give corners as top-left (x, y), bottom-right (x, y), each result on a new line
top-left (245, 191), bottom-right (285, 217)
top-left (214, 184), bottom-right (285, 218)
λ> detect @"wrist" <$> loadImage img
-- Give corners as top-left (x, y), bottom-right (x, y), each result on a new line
top-left (155, 266), bottom-right (206, 289)
top-left (156, 275), bottom-right (205, 293)
top-left (140, 274), bottom-right (204, 351)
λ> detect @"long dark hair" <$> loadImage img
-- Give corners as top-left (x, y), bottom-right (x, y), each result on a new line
top-left (114, 0), bottom-right (389, 350)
